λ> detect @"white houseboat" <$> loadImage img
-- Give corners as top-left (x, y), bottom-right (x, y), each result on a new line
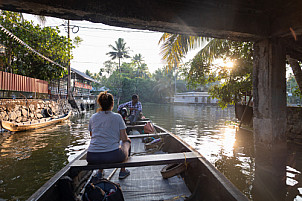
top-left (174, 92), bottom-right (218, 104)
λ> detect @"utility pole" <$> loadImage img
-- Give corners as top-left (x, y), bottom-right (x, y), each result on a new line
top-left (67, 20), bottom-right (71, 100)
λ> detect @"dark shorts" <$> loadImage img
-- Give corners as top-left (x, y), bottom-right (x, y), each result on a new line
top-left (87, 147), bottom-right (131, 165)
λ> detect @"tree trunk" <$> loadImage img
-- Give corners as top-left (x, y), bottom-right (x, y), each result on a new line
top-left (117, 58), bottom-right (121, 107)
top-left (287, 55), bottom-right (302, 93)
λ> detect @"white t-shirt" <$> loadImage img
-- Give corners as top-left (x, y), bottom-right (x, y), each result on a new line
top-left (88, 111), bottom-right (127, 152)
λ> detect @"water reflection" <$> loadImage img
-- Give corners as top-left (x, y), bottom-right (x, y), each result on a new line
top-left (286, 143), bottom-right (302, 200)
top-left (0, 112), bottom-right (91, 200)
top-left (0, 124), bottom-right (65, 160)
top-left (1, 104), bottom-right (302, 200)
top-left (144, 104), bottom-right (256, 199)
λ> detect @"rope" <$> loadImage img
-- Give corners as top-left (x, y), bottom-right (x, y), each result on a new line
top-left (131, 142), bottom-right (165, 156)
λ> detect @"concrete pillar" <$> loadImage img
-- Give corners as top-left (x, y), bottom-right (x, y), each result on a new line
top-left (252, 39), bottom-right (287, 201)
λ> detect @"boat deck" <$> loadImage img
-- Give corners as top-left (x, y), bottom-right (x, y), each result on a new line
top-left (87, 137), bottom-right (192, 200)
top-left (106, 165), bottom-right (191, 201)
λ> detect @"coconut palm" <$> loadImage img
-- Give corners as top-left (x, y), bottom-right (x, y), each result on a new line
top-left (159, 33), bottom-right (207, 68)
top-left (107, 38), bottom-right (130, 71)
top-left (159, 34), bottom-right (254, 107)
top-left (132, 53), bottom-right (144, 66)
top-left (159, 33), bottom-right (302, 98)
top-left (153, 69), bottom-right (175, 98)
top-left (139, 63), bottom-right (150, 78)
top-left (107, 38), bottom-right (130, 105)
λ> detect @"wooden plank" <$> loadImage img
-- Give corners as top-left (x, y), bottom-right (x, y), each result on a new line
top-left (126, 124), bottom-right (145, 128)
top-left (70, 152), bottom-right (201, 170)
top-left (128, 133), bottom-right (169, 138)
top-left (126, 120), bottom-right (150, 124)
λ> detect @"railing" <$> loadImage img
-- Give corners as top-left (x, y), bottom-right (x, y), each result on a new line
top-left (0, 71), bottom-right (48, 93)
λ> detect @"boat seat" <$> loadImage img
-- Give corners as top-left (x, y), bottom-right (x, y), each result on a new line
top-left (70, 152), bottom-right (201, 171)
top-left (128, 132), bottom-right (169, 138)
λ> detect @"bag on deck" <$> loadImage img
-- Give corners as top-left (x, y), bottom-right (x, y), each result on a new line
top-left (82, 178), bottom-right (124, 201)
top-left (144, 122), bottom-right (155, 134)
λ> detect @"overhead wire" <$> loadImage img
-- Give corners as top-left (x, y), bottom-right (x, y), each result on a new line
top-left (10, 20), bottom-right (164, 69)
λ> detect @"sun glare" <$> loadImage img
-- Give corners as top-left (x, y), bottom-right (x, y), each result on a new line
top-left (225, 61), bottom-right (234, 68)
top-left (215, 59), bottom-right (234, 69)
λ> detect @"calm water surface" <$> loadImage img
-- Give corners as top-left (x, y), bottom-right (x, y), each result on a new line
top-left (0, 103), bottom-right (302, 200)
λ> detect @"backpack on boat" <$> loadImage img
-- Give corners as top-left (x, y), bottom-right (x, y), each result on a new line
top-left (82, 178), bottom-right (124, 201)
top-left (144, 122), bottom-right (155, 134)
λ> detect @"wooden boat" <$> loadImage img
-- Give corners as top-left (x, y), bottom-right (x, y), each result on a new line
top-left (124, 118), bottom-right (150, 125)
top-left (27, 123), bottom-right (248, 201)
top-left (1, 111), bottom-right (72, 132)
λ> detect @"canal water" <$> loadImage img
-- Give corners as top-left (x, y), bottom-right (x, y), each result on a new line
top-left (0, 103), bottom-right (302, 200)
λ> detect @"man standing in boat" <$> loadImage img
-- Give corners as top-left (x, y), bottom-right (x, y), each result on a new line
top-left (118, 94), bottom-right (142, 125)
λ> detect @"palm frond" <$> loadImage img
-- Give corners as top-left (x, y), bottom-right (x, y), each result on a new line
top-left (159, 33), bottom-right (207, 69)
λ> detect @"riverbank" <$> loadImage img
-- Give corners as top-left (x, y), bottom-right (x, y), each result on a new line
top-left (0, 99), bottom-right (73, 124)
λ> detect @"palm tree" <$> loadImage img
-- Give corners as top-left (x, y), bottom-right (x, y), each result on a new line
top-left (139, 63), bottom-right (149, 78)
top-left (153, 69), bottom-right (175, 99)
top-left (132, 54), bottom-right (150, 78)
top-left (106, 38), bottom-right (130, 105)
top-left (159, 33), bottom-right (302, 99)
top-left (159, 33), bottom-right (207, 68)
top-left (159, 34), bottom-right (254, 107)
top-left (132, 53), bottom-right (144, 66)
top-left (107, 38), bottom-right (130, 72)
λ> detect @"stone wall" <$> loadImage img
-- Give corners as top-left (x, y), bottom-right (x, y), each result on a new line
top-left (287, 107), bottom-right (302, 144)
top-left (0, 99), bottom-right (72, 123)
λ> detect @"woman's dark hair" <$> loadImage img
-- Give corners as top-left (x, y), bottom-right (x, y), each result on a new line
top-left (97, 91), bottom-right (114, 111)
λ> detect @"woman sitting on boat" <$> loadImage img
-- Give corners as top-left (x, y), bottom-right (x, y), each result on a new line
top-left (87, 91), bottom-right (131, 179)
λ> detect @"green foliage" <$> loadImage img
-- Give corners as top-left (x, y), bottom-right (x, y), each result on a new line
top-left (184, 39), bottom-right (253, 107)
top-left (0, 11), bottom-right (77, 81)
top-left (101, 60), bottom-right (118, 76)
top-left (96, 57), bottom-right (171, 103)
top-left (287, 74), bottom-right (302, 104)
top-left (159, 33), bottom-right (255, 107)
top-left (209, 75), bottom-right (252, 108)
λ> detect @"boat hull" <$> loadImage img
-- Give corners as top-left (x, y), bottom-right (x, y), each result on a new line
top-left (27, 123), bottom-right (248, 201)
top-left (1, 111), bottom-right (72, 132)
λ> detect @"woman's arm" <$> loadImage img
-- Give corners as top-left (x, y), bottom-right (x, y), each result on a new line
top-left (120, 129), bottom-right (131, 143)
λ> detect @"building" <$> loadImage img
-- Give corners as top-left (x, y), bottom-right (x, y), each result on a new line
top-left (174, 92), bottom-right (217, 104)
top-left (48, 68), bottom-right (101, 99)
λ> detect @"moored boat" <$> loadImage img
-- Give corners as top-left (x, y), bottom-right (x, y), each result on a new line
top-left (1, 111), bottom-right (72, 132)
top-left (27, 123), bottom-right (248, 201)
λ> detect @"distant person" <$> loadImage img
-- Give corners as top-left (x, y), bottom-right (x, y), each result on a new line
top-left (87, 91), bottom-right (131, 179)
top-left (118, 94), bottom-right (142, 124)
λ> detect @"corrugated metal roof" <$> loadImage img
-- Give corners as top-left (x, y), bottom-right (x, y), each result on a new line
top-left (71, 67), bottom-right (101, 84)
